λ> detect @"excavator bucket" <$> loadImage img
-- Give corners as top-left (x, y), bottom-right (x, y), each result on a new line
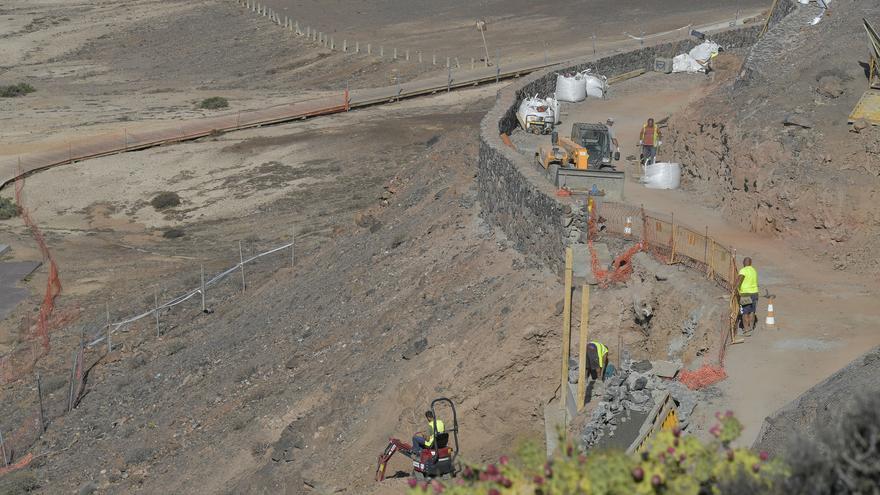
top-left (376, 439), bottom-right (413, 482)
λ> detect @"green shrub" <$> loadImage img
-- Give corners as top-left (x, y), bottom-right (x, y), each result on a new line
top-left (0, 83), bottom-right (36, 98)
top-left (198, 96), bottom-right (229, 110)
top-left (0, 196), bottom-right (20, 219)
top-left (150, 191), bottom-right (181, 210)
top-left (410, 415), bottom-right (787, 494)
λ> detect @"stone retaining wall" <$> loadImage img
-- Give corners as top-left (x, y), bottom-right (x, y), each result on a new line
top-left (478, 1), bottom-right (796, 274)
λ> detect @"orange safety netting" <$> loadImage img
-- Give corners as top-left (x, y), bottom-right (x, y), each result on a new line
top-left (0, 174), bottom-right (64, 385)
top-left (586, 199), bottom-right (645, 288)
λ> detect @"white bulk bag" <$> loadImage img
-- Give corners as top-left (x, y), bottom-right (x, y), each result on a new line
top-left (688, 41), bottom-right (720, 64)
top-left (643, 162), bottom-right (681, 189)
top-left (555, 72), bottom-right (587, 102)
top-left (584, 74), bottom-right (607, 98)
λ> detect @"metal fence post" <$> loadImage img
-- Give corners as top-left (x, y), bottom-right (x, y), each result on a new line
top-left (291, 228), bottom-right (295, 267)
top-left (106, 303), bottom-right (112, 353)
top-left (201, 264), bottom-right (207, 313)
top-left (36, 373), bottom-right (45, 433)
top-left (154, 289), bottom-right (160, 337)
top-left (239, 241), bottom-right (246, 292)
top-left (447, 67), bottom-right (451, 92)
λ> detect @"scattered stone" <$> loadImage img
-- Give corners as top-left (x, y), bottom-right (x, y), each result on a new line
top-left (631, 376), bottom-right (648, 391)
top-left (401, 337), bottom-right (428, 359)
top-left (651, 360), bottom-right (682, 378)
top-left (850, 119), bottom-right (869, 133)
top-left (629, 390), bottom-right (650, 404)
top-left (163, 228), bottom-right (185, 239)
top-left (783, 114), bottom-right (813, 129)
top-left (78, 482), bottom-right (98, 495)
top-left (631, 360), bottom-right (653, 373)
top-left (816, 76), bottom-right (844, 98)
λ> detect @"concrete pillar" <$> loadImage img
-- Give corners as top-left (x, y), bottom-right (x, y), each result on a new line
top-left (343, 40), bottom-right (347, 52)
top-left (356, 41), bottom-right (359, 53)
top-left (405, 49), bottom-right (409, 61)
top-left (367, 43), bottom-right (371, 55)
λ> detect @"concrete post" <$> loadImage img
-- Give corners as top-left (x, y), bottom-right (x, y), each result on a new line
top-left (405, 49), bottom-right (409, 61)
top-left (393, 47), bottom-right (397, 60)
top-left (356, 41), bottom-right (359, 53)
top-left (471, 57), bottom-right (475, 70)
top-left (380, 46), bottom-right (384, 57)
top-left (239, 241), bottom-right (246, 292)
top-left (455, 57), bottom-right (460, 68)
top-left (432, 52), bottom-right (436, 65)
top-left (367, 43), bottom-right (371, 55)
top-left (343, 39), bottom-right (347, 51)
top-left (446, 56), bottom-right (450, 68)
top-left (418, 51), bottom-right (422, 63)
top-left (295, 21), bottom-right (299, 34)
top-left (331, 37), bottom-right (335, 50)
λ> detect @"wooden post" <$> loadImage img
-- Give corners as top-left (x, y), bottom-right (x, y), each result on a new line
top-left (576, 285), bottom-right (590, 412)
top-left (0, 429), bottom-right (7, 467)
top-left (560, 247), bottom-right (574, 417)
top-left (239, 241), bottom-right (246, 292)
top-left (668, 212), bottom-right (676, 264)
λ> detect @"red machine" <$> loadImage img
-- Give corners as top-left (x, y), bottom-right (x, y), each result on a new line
top-left (376, 398), bottom-right (460, 481)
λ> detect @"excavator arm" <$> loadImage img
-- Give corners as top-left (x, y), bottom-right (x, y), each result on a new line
top-left (376, 438), bottom-right (416, 481)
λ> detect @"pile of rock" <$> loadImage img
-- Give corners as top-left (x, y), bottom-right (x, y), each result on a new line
top-left (579, 359), bottom-right (700, 450)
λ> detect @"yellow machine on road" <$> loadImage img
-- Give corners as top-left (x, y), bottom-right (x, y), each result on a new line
top-left (536, 133), bottom-right (590, 170)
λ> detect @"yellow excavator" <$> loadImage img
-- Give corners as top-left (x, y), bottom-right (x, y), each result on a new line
top-left (536, 132), bottom-right (589, 171)
top-left (534, 128), bottom-right (625, 199)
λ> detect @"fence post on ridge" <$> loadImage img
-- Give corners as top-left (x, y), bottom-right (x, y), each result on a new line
top-left (239, 241), bottom-right (246, 292)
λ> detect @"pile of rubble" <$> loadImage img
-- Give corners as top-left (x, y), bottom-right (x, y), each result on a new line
top-left (577, 359), bottom-right (700, 450)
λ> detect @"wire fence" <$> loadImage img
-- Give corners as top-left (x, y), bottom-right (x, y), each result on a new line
top-left (0, 178), bottom-right (298, 474)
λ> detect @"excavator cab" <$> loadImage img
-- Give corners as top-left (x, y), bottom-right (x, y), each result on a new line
top-left (376, 398), bottom-right (460, 482)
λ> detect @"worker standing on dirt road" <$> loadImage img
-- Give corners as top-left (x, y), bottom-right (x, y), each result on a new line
top-left (606, 118), bottom-right (620, 154)
top-left (412, 410), bottom-right (445, 454)
top-left (736, 257), bottom-right (760, 335)
top-left (639, 118), bottom-right (661, 164)
top-left (587, 341), bottom-right (611, 382)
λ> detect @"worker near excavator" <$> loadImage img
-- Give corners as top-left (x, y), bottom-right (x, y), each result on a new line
top-left (736, 257), bottom-right (760, 335)
top-left (639, 118), bottom-right (661, 164)
top-left (606, 117), bottom-right (620, 154)
top-left (412, 410), bottom-right (445, 453)
top-left (586, 341), bottom-right (610, 382)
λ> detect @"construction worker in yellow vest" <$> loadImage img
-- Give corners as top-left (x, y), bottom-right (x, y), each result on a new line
top-left (639, 118), bottom-right (662, 165)
top-left (735, 257), bottom-right (760, 335)
top-left (586, 341), bottom-right (610, 382)
top-left (412, 410), bottom-right (445, 453)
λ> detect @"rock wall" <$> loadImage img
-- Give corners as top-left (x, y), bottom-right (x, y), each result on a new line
top-left (478, 3), bottom-right (796, 272)
top-left (753, 346), bottom-right (880, 456)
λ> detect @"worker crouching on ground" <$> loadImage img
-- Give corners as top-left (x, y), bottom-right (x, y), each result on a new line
top-left (412, 410), bottom-right (445, 454)
top-left (736, 257), bottom-right (760, 336)
top-left (639, 118), bottom-right (661, 165)
top-left (587, 341), bottom-right (610, 382)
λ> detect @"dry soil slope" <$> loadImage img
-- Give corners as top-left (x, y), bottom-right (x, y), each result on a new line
top-left (668, 1), bottom-right (880, 274)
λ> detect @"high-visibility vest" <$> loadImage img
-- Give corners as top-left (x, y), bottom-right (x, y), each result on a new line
top-left (590, 341), bottom-right (609, 368)
top-left (641, 124), bottom-right (660, 146)
top-left (738, 266), bottom-right (759, 294)
top-left (424, 419), bottom-right (445, 447)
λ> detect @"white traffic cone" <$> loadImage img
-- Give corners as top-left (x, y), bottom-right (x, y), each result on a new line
top-left (765, 296), bottom-right (777, 330)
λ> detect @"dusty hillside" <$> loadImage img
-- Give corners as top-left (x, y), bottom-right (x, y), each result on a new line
top-left (668, 1), bottom-right (880, 274)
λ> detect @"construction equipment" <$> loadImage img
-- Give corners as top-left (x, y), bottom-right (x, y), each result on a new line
top-left (849, 19), bottom-right (880, 126)
top-left (535, 124), bottom-right (624, 200)
top-left (376, 398), bottom-right (460, 482)
top-left (536, 132), bottom-right (590, 171)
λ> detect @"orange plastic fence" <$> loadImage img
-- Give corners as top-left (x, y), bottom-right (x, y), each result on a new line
top-left (0, 174), bottom-right (63, 385)
top-left (591, 199), bottom-right (739, 390)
